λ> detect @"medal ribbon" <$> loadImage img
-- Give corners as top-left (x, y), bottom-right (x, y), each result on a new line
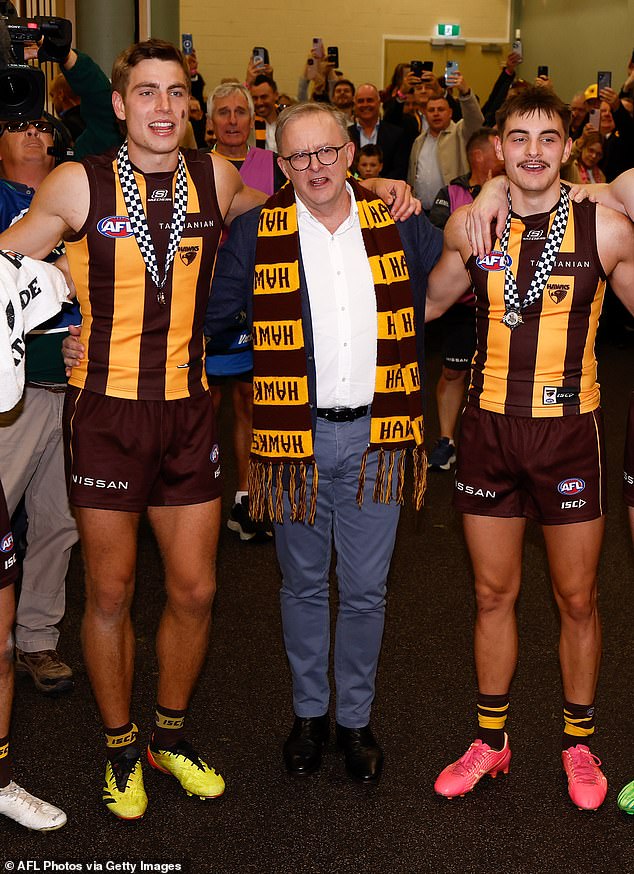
top-left (116, 141), bottom-right (188, 303)
top-left (500, 183), bottom-right (569, 328)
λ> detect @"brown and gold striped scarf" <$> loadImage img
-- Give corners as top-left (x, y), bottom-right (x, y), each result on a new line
top-left (249, 178), bottom-right (426, 525)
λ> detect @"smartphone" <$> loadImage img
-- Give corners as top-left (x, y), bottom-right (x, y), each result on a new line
top-left (312, 38), bottom-right (324, 59)
top-left (445, 60), bottom-right (459, 84)
top-left (327, 46), bottom-right (339, 67)
top-left (589, 107), bottom-right (601, 128)
top-left (410, 60), bottom-right (423, 78)
top-left (537, 65), bottom-right (549, 78)
top-left (181, 33), bottom-right (193, 56)
top-left (252, 46), bottom-right (269, 67)
top-left (306, 58), bottom-right (316, 80)
top-left (512, 29), bottom-right (523, 62)
top-left (422, 61), bottom-right (434, 72)
top-left (597, 71), bottom-right (612, 92)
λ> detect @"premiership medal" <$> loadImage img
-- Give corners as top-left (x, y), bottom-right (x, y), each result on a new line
top-left (501, 309), bottom-right (523, 329)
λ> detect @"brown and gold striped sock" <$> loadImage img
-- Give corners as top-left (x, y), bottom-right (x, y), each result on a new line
top-left (0, 735), bottom-right (11, 787)
top-left (562, 700), bottom-right (595, 750)
top-left (104, 722), bottom-right (138, 763)
top-left (150, 705), bottom-right (187, 751)
top-left (476, 692), bottom-right (510, 751)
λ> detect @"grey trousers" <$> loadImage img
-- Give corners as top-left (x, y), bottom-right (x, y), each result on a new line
top-left (274, 412), bottom-right (401, 728)
top-left (0, 386), bottom-right (78, 651)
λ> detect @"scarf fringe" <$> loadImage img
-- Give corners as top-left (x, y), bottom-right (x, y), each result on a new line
top-left (412, 445), bottom-right (428, 511)
top-left (250, 447), bottom-right (427, 522)
top-left (247, 458), bottom-right (318, 524)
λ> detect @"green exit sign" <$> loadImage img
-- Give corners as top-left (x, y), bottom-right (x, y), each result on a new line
top-left (436, 24), bottom-right (461, 37)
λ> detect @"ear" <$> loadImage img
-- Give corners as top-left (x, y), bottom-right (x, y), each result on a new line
top-left (344, 140), bottom-right (356, 169)
top-left (277, 154), bottom-right (290, 181)
top-left (494, 135), bottom-right (504, 162)
top-left (562, 136), bottom-right (573, 164)
top-left (112, 90), bottom-right (126, 122)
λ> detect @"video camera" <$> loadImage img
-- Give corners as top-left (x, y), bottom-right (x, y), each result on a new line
top-left (0, 1), bottom-right (72, 122)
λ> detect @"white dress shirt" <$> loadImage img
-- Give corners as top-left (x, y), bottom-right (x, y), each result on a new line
top-left (296, 184), bottom-right (377, 409)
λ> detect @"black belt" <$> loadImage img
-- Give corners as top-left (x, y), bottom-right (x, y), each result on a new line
top-left (25, 381), bottom-right (67, 394)
top-left (316, 405), bottom-right (368, 422)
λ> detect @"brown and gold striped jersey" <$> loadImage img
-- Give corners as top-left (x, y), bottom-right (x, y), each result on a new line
top-left (467, 198), bottom-right (606, 418)
top-left (65, 148), bottom-right (223, 401)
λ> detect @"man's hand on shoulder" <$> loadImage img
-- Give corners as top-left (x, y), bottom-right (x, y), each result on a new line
top-left (62, 324), bottom-right (84, 378)
top-left (465, 175), bottom-right (509, 257)
top-left (361, 177), bottom-right (421, 220)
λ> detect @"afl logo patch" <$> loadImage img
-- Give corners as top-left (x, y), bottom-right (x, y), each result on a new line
top-left (0, 532), bottom-right (13, 553)
top-left (476, 251), bottom-right (512, 272)
top-left (558, 478), bottom-right (585, 496)
top-left (97, 216), bottom-right (134, 238)
top-left (210, 444), bottom-right (220, 463)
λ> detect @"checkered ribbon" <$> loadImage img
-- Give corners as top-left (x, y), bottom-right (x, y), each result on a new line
top-left (116, 141), bottom-right (188, 302)
top-left (501, 183), bottom-right (569, 328)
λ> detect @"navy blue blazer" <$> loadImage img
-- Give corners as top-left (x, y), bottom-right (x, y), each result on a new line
top-left (206, 197), bottom-right (442, 421)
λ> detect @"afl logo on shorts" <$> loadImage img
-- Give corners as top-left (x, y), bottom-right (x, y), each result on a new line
top-left (0, 532), bottom-right (13, 553)
top-left (558, 478), bottom-right (585, 496)
top-left (210, 444), bottom-right (220, 464)
top-left (476, 251), bottom-right (512, 272)
top-left (97, 216), bottom-right (134, 238)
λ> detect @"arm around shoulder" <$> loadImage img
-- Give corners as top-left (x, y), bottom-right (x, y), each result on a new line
top-left (0, 162), bottom-right (88, 258)
top-left (597, 203), bottom-right (634, 315)
top-left (425, 207), bottom-right (472, 322)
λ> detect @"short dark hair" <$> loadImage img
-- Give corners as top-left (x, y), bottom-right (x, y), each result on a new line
top-left (496, 85), bottom-right (571, 137)
top-left (253, 74), bottom-right (278, 92)
top-left (358, 143), bottom-right (383, 161)
top-left (466, 127), bottom-right (496, 156)
top-left (112, 39), bottom-right (190, 98)
top-left (333, 78), bottom-right (355, 96)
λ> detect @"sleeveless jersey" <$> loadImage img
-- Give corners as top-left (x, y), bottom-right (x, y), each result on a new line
top-left (466, 198), bottom-right (606, 418)
top-left (65, 148), bottom-right (223, 401)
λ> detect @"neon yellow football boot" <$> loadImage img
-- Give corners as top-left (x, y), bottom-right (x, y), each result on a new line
top-left (147, 740), bottom-right (225, 799)
top-left (102, 746), bottom-right (148, 820)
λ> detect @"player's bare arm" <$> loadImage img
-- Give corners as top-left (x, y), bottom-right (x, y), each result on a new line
top-left (426, 206), bottom-right (473, 322)
top-left (0, 161), bottom-right (89, 258)
top-left (596, 202), bottom-right (634, 315)
top-left (209, 152), bottom-right (266, 226)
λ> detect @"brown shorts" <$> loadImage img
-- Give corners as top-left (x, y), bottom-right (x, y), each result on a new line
top-left (624, 392), bottom-right (634, 507)
top-left (453, 404), bottom-right (606, 525)
top-left (63, 387), bottom-right (223, 512)
top-left (0, 480), bottom-right (18, 589)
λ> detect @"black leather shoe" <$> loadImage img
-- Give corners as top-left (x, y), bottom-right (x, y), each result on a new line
top-left (336, 723), bottom-right (383, 783)
top-left (283, 714), bottom-right (329, 776)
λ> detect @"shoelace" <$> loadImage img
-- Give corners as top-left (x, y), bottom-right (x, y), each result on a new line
top-left (162, 742), bottom-right (207, 771)
top-left (567, 748), bottom-right (603, 784)
top-left (4, 783), bottom-right (48, 813)
top-left (454, 742), bottom-right (491, 775)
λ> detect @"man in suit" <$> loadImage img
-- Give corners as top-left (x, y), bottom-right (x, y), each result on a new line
top-left (348, 84), bottom-right (410, 180)
top-left (207, 102), bottom-right (441, 784)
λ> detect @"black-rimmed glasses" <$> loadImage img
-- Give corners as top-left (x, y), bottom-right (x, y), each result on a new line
top-left (279, 143), bottom-right (348, 171)
top-left (1, 120), bottom-right (54, 135)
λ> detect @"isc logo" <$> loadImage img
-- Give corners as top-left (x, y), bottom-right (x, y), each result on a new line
top-left (558, 478), bottom-right (585, 495)
top-left (0, 532), bottom-right (14, 553)
top-left (561, 499), bottom-right (587, 510)
top-left (97, 216), bottom-right (133, 238)
top-left (475, 251), bottom-right (512, 271)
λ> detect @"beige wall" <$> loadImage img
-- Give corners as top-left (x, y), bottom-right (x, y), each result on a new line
top-left (180, 1), bottom-right (511, 101)
top-left (517, 0), bottom-right (634, 102)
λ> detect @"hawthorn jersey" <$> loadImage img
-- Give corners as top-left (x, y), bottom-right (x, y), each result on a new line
top-left (65, 148), bottom-right (223, 401)
top-left (466, 198), bottom-right (606, 418)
